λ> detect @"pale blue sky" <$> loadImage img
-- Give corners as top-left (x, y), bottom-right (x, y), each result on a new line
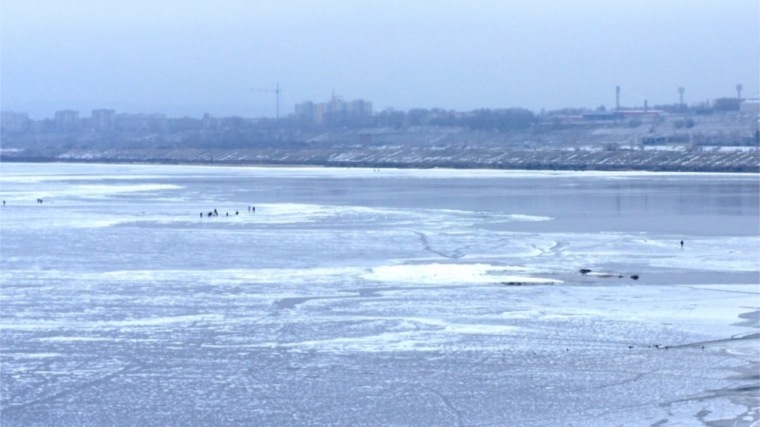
top-left (2, 0), bottom-right (758, 119)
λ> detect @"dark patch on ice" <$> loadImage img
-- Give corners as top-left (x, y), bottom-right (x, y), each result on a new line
top-left (674, 332), bottom-right (760, 350)
top-left (500, 281), bottom-right (556, 286)
top-left (733, 310), bottom-right (760, 328)
top-left (274, 285), bottom-right (479, 310)
top-left (414, 231), bottom-right (472, 259)
top-left (666, 368), bottom-right (760, 427)
top-left (578, 269), bottom-right (641, 280)
top-left (275, 295), bottom-right (352, 310)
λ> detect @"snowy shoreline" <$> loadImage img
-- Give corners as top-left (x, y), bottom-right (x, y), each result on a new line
top-left (2, 145), bottom-right (758, 173)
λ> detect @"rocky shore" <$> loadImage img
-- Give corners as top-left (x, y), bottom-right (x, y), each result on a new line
top-left (2, 146), bottom-right (758, 172)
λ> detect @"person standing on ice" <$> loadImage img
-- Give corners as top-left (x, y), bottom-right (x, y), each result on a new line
top-left (680, 240), bottom-right (684, 248)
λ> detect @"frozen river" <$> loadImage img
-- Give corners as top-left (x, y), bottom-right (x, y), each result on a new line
top-left (1, 163), bottom-right (758, 426)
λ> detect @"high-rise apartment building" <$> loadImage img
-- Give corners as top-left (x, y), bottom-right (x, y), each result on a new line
top-left (55, 110), bottom-right (80, 132)
top-left (92, 109), bottom-right (115, 131)
top-left (0, 111), bottom-right (30, 133)
top-left (295, 95), bottom-right (373, 126)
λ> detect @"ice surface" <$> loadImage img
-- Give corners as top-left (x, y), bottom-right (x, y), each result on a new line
top-left (0, 163), bottom-right (757, 426)
top-left (365, 263), bottom-right (556, 285)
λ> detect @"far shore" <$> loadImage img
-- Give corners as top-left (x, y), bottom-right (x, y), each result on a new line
top-left (3, 158), bottom-right (759, 175)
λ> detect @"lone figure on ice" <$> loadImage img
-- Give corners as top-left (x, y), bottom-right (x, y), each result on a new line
top-left (680, 240), bottom-right (684, 248)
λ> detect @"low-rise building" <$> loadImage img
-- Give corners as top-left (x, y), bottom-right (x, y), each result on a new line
top-left (740, 99), bottom-right (760, 114)
top-left (115, 113), bottom-right (167, 132)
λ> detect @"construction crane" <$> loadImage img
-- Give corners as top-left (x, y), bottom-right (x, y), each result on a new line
top-left (251, 83), bottom-right (282, 119)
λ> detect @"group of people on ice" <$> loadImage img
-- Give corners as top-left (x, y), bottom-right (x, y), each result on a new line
top-left (200, 205), bottom-right (256, 218)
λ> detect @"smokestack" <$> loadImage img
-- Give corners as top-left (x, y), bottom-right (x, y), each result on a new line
top-left (736, 84), bottom-right (743, 99)
top-left (615, 86), bottom-right (620, 110)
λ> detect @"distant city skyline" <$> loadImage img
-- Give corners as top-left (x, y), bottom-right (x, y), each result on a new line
top-left (2, 1), bottom-right (758, 119)
top-left (2, 85), bottom-right (756, 124)
top-left (3, 85), bottom-right (756, 122)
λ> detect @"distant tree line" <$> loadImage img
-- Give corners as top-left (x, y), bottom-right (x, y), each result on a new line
top-left (147, 108), bottom-right (536, 134)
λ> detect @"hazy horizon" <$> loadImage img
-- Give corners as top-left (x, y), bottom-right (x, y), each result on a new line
top-left (2, 0), bottom-right (758, 119)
